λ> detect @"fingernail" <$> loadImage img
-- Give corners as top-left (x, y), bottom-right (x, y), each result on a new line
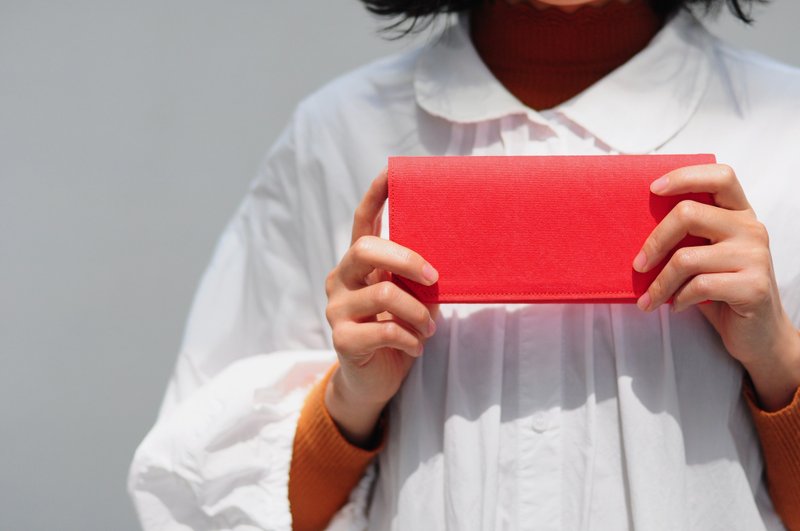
top-left (417, 344), bottom-right (425, 357)
top-left (422, 263), bottom-right (439, 284)
top-left (427, 318), bottom-right (437, 336)
top-left (650, 176), bottom-right (669, 193)
top-left (633, 250), bottom-right (647, 272)
top-left (637, 292), bottom-right (651, 311)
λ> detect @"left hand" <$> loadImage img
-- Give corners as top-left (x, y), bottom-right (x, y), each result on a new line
top-left (633, 163), bottom-right (800, 411)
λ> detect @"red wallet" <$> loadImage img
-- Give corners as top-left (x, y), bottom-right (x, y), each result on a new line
top-left (388, 154), bottom-right (716, 304)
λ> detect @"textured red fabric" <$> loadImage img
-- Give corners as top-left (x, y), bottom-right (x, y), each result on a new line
top-left (388, 155), bottom-right (715, 304)
top-left (471, 0), bottom-right (664, 111)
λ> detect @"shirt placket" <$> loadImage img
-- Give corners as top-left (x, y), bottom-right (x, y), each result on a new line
top-left (498, 115), bottom-right (564, 530)
top-left (517, 307), bottom-right (563, 531)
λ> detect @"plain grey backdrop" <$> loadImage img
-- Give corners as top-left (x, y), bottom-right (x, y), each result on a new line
top-left (2, 1), bottom-right (798, 529)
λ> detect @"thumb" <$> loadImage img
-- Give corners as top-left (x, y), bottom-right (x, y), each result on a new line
top-left (351, 167), bottom-right (389, 244)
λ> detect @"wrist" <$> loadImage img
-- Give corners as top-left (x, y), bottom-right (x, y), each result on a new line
top-left (743, 321), bottom-right (800, 412)
top-left (324, 365), bottom-right (388, 448)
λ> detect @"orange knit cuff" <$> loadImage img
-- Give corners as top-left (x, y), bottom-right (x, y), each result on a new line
top-left (300, 362), bottom-right (387, 459)
top-left (743, 376), bottom-right (800, 445)
top-left (289, 363), bottom-right (387, 531)
top-left (742, 375), bottom-right (800, 530)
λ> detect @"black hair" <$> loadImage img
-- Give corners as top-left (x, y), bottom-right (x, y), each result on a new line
top-left (361, 0), bottom-right (767, 35)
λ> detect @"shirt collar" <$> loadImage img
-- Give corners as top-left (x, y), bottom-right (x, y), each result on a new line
top-left (414, 10), bottom-right (714, 154)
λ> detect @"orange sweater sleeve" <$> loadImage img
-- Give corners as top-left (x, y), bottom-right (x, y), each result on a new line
top-left (289, 364), bottom-right (386, 531)
top-left (743, 378), bottom-right (800, 531)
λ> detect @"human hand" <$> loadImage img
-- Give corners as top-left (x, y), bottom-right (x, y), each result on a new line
top-left (323, 168), bottom-right (439, 446)
top-left (633, 163), bottom-right (800, 411)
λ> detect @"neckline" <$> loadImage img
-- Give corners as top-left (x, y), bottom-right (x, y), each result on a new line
top-left (413, 9), bottom-right (714, 153)
top-left (469, 0), bottom-right (665, 111)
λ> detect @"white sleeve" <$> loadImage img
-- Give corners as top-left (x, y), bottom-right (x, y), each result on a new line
top-left (158, 116), bottom-right (332, 418)
top-left (128, 352), bottom-right (335, 531)
top-left (127, 111), bottom-right (368, 530)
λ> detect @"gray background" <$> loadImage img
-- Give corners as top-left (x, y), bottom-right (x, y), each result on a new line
top-left (1, 1), bottom-right (798, 529)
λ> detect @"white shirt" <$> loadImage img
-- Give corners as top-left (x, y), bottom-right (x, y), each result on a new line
top-left (128, 10), bottom-right (800, 531)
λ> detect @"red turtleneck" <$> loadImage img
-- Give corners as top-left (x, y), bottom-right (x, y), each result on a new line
top-left (470, 0), bottom-right (664, 110)
top-left (288, 3), bottom-right (800, 530)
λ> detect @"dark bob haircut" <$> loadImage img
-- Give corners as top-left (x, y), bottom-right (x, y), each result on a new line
top-left (361, 0), bottom-right (766, 34)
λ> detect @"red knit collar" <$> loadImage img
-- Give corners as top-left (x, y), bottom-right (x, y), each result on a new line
top-left (470, 0), bottom-right (665, 110)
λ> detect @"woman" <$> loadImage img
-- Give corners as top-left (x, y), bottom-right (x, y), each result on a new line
top-left (129, 1), bottom-right (800, 529)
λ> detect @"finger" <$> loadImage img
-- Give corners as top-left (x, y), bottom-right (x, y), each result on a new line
top-left (331, 281), bottom-right (436, 338)
top-left (351, 168), bottom-right (389, 245)
top-left (669, 272), bottom-right (766, 315)
top-left (649, 164), bottom-right (752, 212)
top-left (340, 235), bottom-right (438, 288)
top-left (633, 201), bottom-right (741, 273)
top-left (332, 319), bottom-right (425, 359)
top-left (427, 303), bottom-right (441, 322)
top-left (636, 243), bottom-right (745, 312)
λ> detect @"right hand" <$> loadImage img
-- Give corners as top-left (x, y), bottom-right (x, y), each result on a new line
top-left (323, 168), bottom-right (439, 446)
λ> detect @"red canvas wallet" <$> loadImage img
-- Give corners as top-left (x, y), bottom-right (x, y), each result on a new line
top-left (388, 154), bottom-right (716, 304)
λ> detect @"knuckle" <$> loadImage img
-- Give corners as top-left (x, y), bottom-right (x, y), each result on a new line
top-left (692, 275), bottom-right (712, 298)
top-left (410, 336), bottom-right (423, 354)
top-left (324, 268), bottom-right (337, 297)
top-left (380, 321), bottom-right (400, 343)
top-left (749, 245), bottom-right (771, 269)
top-left (643, 236), bottom-right (659, 258)
top-left (324, 303), bottom-right (335, 325)
top-left (749, 220), bottom-right (770, 245)
top-left (675, 200), bottom-right (698, 223)
top-left (375, 282), bottom-right (397, 307)
top-left (351, 236), bottom-right (376, 262)
top-left (331, 325), bottom-right (347, 353)
top-left (751, 275), bottom-right (772, 303)
top-left (417, 305), bottom-right (431, 327)
top-left (673, 248), bottom-right (695, 272)
top-left (649, 276), bottom-right (665, 300)
top-left (325, 299), bottom-right (345, 325)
